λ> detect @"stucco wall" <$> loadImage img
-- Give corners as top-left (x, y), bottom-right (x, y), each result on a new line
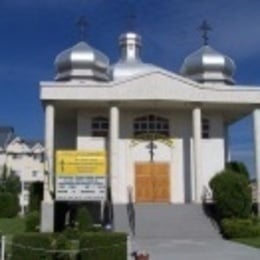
top-left (76, 109), bottom-right (225, 204)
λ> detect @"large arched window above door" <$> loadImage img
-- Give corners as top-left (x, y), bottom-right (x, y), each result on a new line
top-left (91, 116), bottom-right (109, 137)
top-left (133, 114), bottom-right (169, 137)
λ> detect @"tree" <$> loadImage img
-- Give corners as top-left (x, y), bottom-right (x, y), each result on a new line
top-left (209, 169), bottom-right (252, 219)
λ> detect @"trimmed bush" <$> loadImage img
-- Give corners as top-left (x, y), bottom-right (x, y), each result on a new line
top-left (79, 232), bottom-right (127, 260)
top-left (25, 211), bottom-right (40, 232)
top-left (76, 206), bottom-right (93, 232)
top-left (0, 192), bottom-right (19, 217)
top-left (209, 170), bottom-right (252, 219)
top-left (221, 218), bottom-right (260, 238)
top-left (11, 233), bottom-right (53, 260)
top-left (225, 161), bottom-right (250, 180)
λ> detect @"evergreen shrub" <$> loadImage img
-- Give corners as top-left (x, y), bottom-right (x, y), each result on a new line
top-left (75, 206), bottom-right (93, 232)
top-left (221, 218), bottom-right (260, 238)
top-left (0, 192), bottom-right (19, 217)
top-left (79, 232), bottom-right (127, 260)
top-left (209, 170), bottom-right (252, 219)
top-left (25, 211), bottom-right (40, 232)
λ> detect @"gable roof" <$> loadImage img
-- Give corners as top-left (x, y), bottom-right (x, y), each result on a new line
top-left (41, 69), bottom-right (260, 105)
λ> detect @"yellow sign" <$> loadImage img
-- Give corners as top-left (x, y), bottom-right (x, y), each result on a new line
top-left (56, 150), bottom-right (106, 176)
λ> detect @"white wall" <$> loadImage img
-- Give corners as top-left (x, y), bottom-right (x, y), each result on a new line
top-left (76, 108), bottom-right (226, 204)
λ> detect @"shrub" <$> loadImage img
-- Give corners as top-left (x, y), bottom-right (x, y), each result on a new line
top-left (11, 233), bottom-right (53, 260)
top-left (75, 206), bottom-right (93, 232)
top-left (209, 170), bottom-right (252, 219)
top-left (62, 226), bottom-right (80, 240)
top-left (79, 232), bottom-right (127, 260)
top-left (225, 161), bottom-right (250, 180)
top-left (28, 182), bottom-right (43, 212)
top-left (53, 234), bottom-right (72, 260)
top-left (221, 218), bottom-right (260, 238)
top-left (25, 211), bottom-right (40, 232)
top-left (0, 192), bottom-right (19, 217)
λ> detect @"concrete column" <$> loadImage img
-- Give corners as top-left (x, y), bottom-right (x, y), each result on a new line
top-left (224, 124), bottom-right (231, 163)
top-left (253, 109), bottom-right (260, 215)
top-left (41, 102), bottom-right (55, 232)
top-left (192, 106), bottom-right (202, 203)
top-left (109, 105), bottom-right (119, 203)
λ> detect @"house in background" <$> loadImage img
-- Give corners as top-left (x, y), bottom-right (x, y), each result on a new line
top-left (0, 127), bottom-right (44, 215)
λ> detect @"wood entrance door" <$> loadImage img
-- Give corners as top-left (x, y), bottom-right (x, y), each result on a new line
top-left (135, 162), bottom-right (170, 203)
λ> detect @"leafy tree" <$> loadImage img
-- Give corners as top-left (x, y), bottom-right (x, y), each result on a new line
top-left (209, 169), bottom-right (252, 219)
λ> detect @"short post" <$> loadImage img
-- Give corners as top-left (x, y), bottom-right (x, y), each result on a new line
top-left (1, 235), bottom-right (5, 260)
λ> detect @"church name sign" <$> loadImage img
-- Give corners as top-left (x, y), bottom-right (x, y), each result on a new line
top-left (55, 150), bottom-right (106, 201)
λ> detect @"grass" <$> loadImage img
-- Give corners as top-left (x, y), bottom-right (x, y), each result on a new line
top-left (234, 237), bottom-right (260, 249)
top-left (0, 217), bottom-right (25, 235)
top-left (0, 217), bottom-right (26, 257)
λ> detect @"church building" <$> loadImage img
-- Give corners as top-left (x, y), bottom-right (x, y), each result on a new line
top-left (40, 24), bottom-right (260, 232)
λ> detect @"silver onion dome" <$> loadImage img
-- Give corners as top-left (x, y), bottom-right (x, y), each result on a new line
top-left (180, 45), bottom-right (236, 85)
top-left (112, 32), bottom-right (158, 80)
top-left (55, 41), bottom-right (110, 81)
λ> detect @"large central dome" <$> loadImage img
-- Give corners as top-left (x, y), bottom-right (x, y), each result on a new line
top-left (55, 41), bottom-right (110, 82)
top-left (112, 32), bottom-right (158, 80)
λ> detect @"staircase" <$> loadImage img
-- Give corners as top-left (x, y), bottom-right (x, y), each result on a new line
top-left (113, 204), bottom-right (220, 239)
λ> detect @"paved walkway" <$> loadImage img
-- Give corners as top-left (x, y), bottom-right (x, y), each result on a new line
top-left (131, 238), bottom-right (260, 260)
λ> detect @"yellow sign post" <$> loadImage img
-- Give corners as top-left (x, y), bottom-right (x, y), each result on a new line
top-left (56, 151), bottom-right (106, 176)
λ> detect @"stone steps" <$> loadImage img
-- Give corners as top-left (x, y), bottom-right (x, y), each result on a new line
top-left (113, 204), bottom-right (220, 239)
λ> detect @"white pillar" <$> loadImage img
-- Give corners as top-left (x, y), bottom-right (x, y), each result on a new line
top-left (253, 109), bottom-right (260, 215)
top-left (109, 105), bottom-right (119, 203)
top-left (41, 102), bottom-right (55, 232)
top-left (192, 106), bottom-right (202, 203)
top-left (44, 103), bottom-right (55, 202)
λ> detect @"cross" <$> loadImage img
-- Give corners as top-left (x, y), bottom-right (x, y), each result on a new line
top-left (127, 8), bottom-right (136, 31)
top-left (198, 20), bottom-right (212, 45)
top-left (146, 139), bottom-right (157, 162)
top-left (76, 16), bottom-right (88, 41)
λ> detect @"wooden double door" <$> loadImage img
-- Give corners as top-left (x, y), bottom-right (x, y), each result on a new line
top-left (135, 162), bottom-right (170, 203)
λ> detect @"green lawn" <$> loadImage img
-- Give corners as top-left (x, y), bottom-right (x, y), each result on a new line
top-left (234, 237), bottom-right (260, 249)
top-left (0, 217), bottom-right (25, 235)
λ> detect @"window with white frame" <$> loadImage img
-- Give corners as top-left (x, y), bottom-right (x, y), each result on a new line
top-left (91, 116), bottom-right (109, 137)
top-left (133, 114), bottom-right (169, 137)
top-left (202, 118), bottom-right (210, 138)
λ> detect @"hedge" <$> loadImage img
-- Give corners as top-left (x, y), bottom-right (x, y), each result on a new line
top-left (0, 192), bottom-right (19, 217)
top-left (11, 233), bottom-right (53, 260)
top-left (79, 232), bottom-right (127, 260)
top-left (221, 218), bottom-right (260, 238)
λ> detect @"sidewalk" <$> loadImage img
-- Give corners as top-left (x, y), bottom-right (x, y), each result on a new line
top-left (131, 238), bottom-right (260, 260)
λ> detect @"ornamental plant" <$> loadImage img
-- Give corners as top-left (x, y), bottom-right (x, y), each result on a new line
top-left (209, 169), bottom-right (252, 219)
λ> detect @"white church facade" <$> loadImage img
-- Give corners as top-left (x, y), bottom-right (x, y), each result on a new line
top-left (40, 30), bottom-right (260, 232)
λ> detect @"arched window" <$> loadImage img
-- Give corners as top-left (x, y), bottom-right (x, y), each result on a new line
top-left (133, 114), bottom-right (169, 137)
top-left (91, 116), bottom-right (109, 137)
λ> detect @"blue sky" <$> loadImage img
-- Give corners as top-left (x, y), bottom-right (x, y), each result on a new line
top-left (0, 0), bottom-right (259, 177)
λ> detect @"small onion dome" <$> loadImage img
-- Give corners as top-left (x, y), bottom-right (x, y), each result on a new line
top-left (55, 41), bottom-right (110, 81)
top-left (112, 32), bottom-right (158, 80)
top-left (180, 45), bottom-right (236, 85)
